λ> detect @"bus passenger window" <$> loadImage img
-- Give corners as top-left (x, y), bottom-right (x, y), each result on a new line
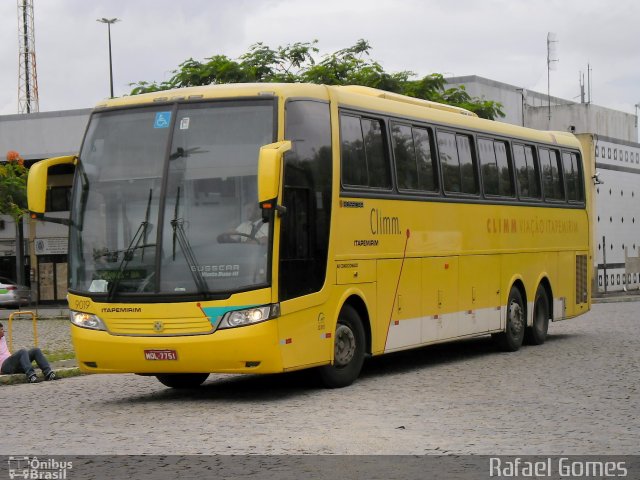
top-left (341, 115), bottom-right (368, 187)
top-left (392, 124), bottom-right (417, 190)
top-left (494, 141), bottom-right (514, 197)
top-left (414, 127), bottom-right (437, 191)
top-left (438, 131), bottom-right (478, 195)
top-left (479, 138), bottom-right (499, 195)
top-left (513, 144), bottom-right (541, 198)
top-left (438, 131), bottom-right (461, 193)
top-left (457, 135), bottom-right (478, 195)
top-left (340, 114), bottom-right (390, 189)
top-left (562, 152), bottom-right (584, 202)
top-left (362, 118), bottom-right (391, 189)
top-left (540, 148), bottom-right (564, 200)
top-left (479, 139), bottom-right (514, 197)
top-left (392, 124), bottom-right (437, 192)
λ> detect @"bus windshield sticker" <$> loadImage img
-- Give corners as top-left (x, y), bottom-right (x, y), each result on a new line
top-left (180, 117), bottom-right (190, 130)
top-left (153, 112), bottom-right (171, 129)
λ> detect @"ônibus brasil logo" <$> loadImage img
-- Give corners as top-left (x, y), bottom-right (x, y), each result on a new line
top-left (7, 457), bottom-right (72, 480)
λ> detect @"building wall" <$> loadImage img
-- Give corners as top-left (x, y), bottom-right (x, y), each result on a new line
top-left (584, 135), bottom-right (640, 293)
top-left (446, 75), bottom-right (576, 129)
top-left (527, 104), bottom-right (637, 142)
top-left (446, 75), bottom-right (638, 142)
top-left (0, 109), bottom-right (88, 302)
top-left (0, 108), bottom-right (90, 160)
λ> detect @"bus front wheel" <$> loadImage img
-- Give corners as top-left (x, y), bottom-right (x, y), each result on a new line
top-left (493, 287), bottom-right (525, 352)
top-left (525, 285), bottom-right (550, 345)
top-left (318, 305), bottom-right (366, 388)
top-left (155, 373), bottom-right (209, 389)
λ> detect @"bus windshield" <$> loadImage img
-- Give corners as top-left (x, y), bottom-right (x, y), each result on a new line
top-left (68, 100), bottom-right (275, 298)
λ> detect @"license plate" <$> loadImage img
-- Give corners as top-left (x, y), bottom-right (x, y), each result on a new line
top-left (144, 349), bottom-right (178, 361)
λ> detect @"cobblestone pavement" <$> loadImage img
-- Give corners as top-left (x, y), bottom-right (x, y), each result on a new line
top-left (0, 302), bottom-right (638, 455)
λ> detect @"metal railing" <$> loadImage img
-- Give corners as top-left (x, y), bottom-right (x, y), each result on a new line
top-left (7, 310), bottom-right (38, 352)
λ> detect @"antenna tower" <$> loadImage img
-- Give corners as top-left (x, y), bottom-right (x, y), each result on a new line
top-left (17, 0), bottom-right (39, 113)
top-left (546, 32), bottom-right (559, 125)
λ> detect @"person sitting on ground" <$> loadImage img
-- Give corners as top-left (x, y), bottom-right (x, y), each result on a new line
top-left (0, 322), bottom-right (59, 383)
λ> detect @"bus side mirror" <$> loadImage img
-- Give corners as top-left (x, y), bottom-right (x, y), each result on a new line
top-left (28, 155), bottom-right (76, 216)
top-left (257, 141), bottom-right (291, 205)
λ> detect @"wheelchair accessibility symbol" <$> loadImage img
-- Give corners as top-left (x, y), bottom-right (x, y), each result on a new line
top-left (154, 111), bottom-right (171, 129)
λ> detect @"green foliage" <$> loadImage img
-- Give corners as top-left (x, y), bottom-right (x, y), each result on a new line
top-left (0, 152), bottom-right (28, 222)
top-left (130, 39), bottom-right (504, 120)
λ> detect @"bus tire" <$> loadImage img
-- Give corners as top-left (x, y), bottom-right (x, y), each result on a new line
top-left (155, 373), bottom-right (209, 389)
top-left (493, 287), bottom-right (525, 352)
top-left (318, 304), bottom-right (366, 388)
top-left (525, 285), bottom-right (550, 345)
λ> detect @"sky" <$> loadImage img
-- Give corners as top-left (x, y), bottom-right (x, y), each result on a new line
top-left (0, 0), bottom-right (639, 118)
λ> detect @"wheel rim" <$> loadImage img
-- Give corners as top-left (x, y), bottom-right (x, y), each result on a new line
top-left (508, 300), bottom-right (525, 336)
top-left (334, 324), bottom-right (356, 367)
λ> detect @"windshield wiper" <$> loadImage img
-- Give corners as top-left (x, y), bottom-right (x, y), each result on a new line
top-left (170, 187), bottom-right (209, 295)
top-left (107, 189), bottom-right (154, 300)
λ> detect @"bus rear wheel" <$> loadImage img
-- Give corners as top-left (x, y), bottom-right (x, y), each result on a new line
top-left (318, 305), bottom-right (365, 388)
top-left (155, 373), bottom-right (209, 389)
top-left (493, 287), bottom-right (525, 352)
top-left (525, 285), bottom-right (550, 345)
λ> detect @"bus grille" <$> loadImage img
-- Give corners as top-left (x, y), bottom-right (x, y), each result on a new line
top-left (106, 317), bottom-right (214, 336)
top-left (576, 254), bottom-right (588, 304)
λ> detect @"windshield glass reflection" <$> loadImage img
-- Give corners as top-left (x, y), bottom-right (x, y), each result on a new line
top-left (68, 100), bottom-right (275, 297)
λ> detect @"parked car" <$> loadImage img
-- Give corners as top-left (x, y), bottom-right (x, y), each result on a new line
top-left (0, 276), bottom-right (31, 307)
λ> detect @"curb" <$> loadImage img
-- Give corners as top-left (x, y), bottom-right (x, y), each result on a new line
top-left (0, 367), bottom-right (83, 386)
top-left (592, 295), bottom-right (640, 304)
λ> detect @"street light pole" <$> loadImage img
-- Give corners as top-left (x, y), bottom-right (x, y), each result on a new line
top-left (97, 17), bottom-right (120, 98)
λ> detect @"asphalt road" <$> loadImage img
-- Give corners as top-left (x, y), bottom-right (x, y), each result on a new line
top-left (0, 302), bottom-right (638, 456)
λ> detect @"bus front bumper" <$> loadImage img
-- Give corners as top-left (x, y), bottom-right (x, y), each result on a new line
top-left (70, 320), bottom-right (284, 374)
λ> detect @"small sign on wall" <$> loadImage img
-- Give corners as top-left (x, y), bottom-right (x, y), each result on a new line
top-left (34, 237), bottom-right (68, 255)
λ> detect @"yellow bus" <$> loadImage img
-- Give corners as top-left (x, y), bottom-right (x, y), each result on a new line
top-left (27, 83), bottom-right (592, 388)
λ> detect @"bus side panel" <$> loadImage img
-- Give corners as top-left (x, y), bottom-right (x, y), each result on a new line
top-left (555, 250), bottom-right (590, 319)
top-left (378, 258), bottom-right (422, 353)
top-left (421, 256), bottom-right (459, 343)
top-left (459, 255), bottom-right (501, 334)
top-left (278, 302), bottom-right (333, 371)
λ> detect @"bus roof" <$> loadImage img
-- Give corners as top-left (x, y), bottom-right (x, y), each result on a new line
top-left (95, 83), bottom-right (581, 150)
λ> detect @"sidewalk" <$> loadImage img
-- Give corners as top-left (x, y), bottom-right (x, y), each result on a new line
top-left (0, 304), bottom-right (68, 321)
top-left (591, 289), bottom-right (640, 303)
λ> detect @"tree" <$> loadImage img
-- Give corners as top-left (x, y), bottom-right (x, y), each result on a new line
top-left (0, 151), bottom-right (28, 222)
top-left (130, 39), bottom-right (504, 120)
top-left (0, 151), bottom-right (29, 285)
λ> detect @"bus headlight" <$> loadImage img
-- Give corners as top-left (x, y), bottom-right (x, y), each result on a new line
top-left (218, 304), bottom-right (280, 329)
top-left (70, 311), bottom-right (107, 331)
